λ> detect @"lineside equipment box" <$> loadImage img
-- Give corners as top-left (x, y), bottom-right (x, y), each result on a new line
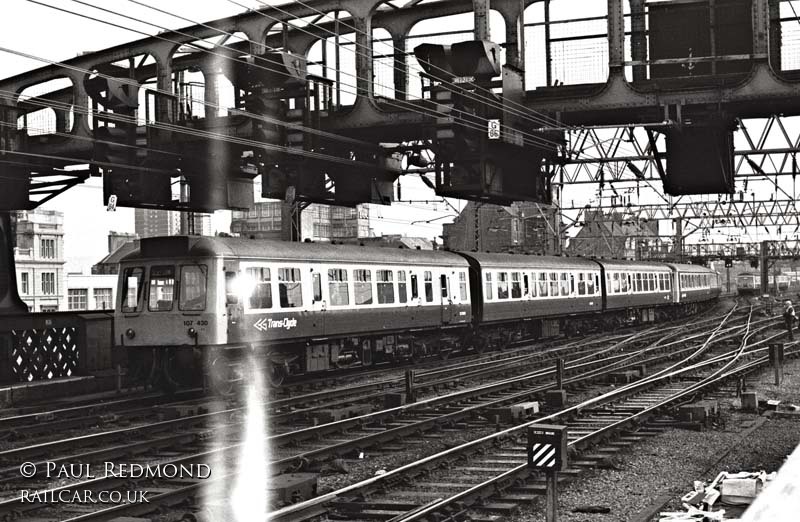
top-left (527, 424), bottom-right (568, 471)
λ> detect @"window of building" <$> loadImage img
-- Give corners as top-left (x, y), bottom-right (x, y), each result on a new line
top-left (20, 272), bottom-right (28, 295)
top-left (377, 270), bottom-right (395, 304)
top-left (354, 269), bottom-right (373, 305)
top-left (41, 238), bottom-right (55, 259)
top-left (68, 289), bottom-right (88, 310)
top-left (497, 272), bottom-right (509, 299)
top-left (148, 265), bottom-right (175, 311)
top-left (459, 272), bottom-right (468, 301)
top-left (40, 305), bottom-right (58, 312)
top-left (278, 268), bottom-right (303, 308)
top-left (122, 267), bottom-right (144, 312)
top-left (179, 264), bottom-right (207, 311)
top-left (398, 271), bottom-right (408, 303)
top-left (424, 271), bottom-right (434, 302)
top-left (94, 288), bottom-right (112, 310)
top-left (246, 267), bottom-right (272, 309)
top-left (328, 269), bottom-right (349, 306)
top-left (484, 272), bottom-right (494, 301)
top-left (41, 272), bottom-right (56, 295)
top-left (511, 272), bottom-right (522, 298)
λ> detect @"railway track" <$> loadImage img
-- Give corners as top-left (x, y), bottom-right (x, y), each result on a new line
top-left (266, 307), bottom-right (794, 522)
top-left (0, 302), bottom-right (770, 521)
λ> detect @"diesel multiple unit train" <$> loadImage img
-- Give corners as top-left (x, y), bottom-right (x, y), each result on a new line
top-left (115, 236), bottom-right (721, 388)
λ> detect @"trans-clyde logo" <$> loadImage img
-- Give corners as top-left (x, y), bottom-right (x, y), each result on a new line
top-left (254, 317), bottom-right (298, 331)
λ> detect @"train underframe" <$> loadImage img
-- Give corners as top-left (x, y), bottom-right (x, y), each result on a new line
top-left (125, 300), bottom-right (714, 393)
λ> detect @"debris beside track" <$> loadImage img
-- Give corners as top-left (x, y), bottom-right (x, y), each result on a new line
top-left (509, 357), bottom-right (800, 522)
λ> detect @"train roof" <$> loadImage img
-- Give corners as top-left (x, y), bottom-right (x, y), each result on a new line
top-left (460, 252), bottom-right (600, 270)
top-left (121, 236), bottom-right (470, 267)
top-left (664, 263), bottom-right (717, 273)
top-left (597, 259), bottom-right (672, 272)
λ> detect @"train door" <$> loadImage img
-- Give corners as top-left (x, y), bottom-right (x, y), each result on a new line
top-left (309, 268), bottom-right (325, 335)
top-left (440, 273), bottom-right (453, 324)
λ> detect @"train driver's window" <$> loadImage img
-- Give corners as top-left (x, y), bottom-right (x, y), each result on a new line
top-left (122, 267), bottom-right (144, 312)
top-left (484, 272), bottom-right (494, 300)
top-left (278, 268), bottom-right (303, 308)
top-left (378, 270), bottom-right (395, 304)
top-left (179, 265), bottom-right (207, 311)
top-left (424, 271), bottom-right (434, 302)
top-left (398, 271), bottom-right (408, 303)
top-left (577, 273), bottom-right (586, 295)
top-left (411, 273), bottom-right (419, 300)
top-left (538, 272), bottom-right (548, 297)
top-left (328, 269), bottom-right (349, 306)
top-left (148, 265), bottom-right (175, 312)
top-left (354, 269), bottom-right (373, 305)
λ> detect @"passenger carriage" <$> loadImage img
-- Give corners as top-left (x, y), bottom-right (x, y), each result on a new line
top-left (116, 236), bottom-right (472, 386)
top-left (600, 259), bottom-right (674, 323)
top-left (668, 263), bottom-right (722, 306)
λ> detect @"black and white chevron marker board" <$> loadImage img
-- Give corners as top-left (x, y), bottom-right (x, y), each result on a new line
top-left (527, 424), bottom-right (568, 471)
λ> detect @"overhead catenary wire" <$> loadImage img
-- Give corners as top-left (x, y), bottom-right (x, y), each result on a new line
top-left (23, 0), bottom-right (557, 153)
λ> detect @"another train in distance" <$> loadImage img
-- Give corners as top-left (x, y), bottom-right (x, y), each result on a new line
top-left (115, 236), bottom-right (721, 388)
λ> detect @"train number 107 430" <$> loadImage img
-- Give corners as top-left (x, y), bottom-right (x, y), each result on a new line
top-left (184, 320), bottom-right (209, 326)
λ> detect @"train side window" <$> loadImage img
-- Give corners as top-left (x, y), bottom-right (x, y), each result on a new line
top-left (549, 272), bottom-right (559, 296)
top-left (578, 273), bottom-right (586, 295)
top-left (245, 267), bottom-right (272, 309)
top-left (377, 270), bottom-right (395, 304)
top-left (530, 272), bottom-right (538, 297)
top-left (570, 273), bottom-right (575, 294)
top-left (619, 273), bottom-right (628, 293)
top-left (398, 271), bottom-right (408, 303)
top-left (459, 272), bottom-right (468, 301)
top-left (523, 274), bottom-right (530, 297)
top-left (354, 269), bottom-right (373, 305)
top-left (312, 272), bottom-right (323, 303)
top-left (538, 272), bottom-right (548, 297)
top-left (148, 265), bottom-right (175, 312)
top-left (484, 272), bottom-right (494, 301)
top-left (179, 265), bottom-right (207, 311)
top-left (411, 273), bottom-right (419, 300)
top-left (511, 272), bottom-right (522, 298)
top-left (328, 269), bottom-right (349, 306)
top-left (440, 274), bottom-right (449, 299)
top-left (122, 266), bottom-right (144, 312)
top-left (594, 274), bottom-right (600, 294)
top-left (497, 272), bottom-right (509, 299)
top-left (278, 268), bottom-right (303, 308)
top-left (634, 273), bottom-right (641, 292)
top-left (612, 273), bottom-right (620, 294)
top-left (586, 272), bottom-right (595, 295)
top-left (560, 273), bottom-right (570, 296)
top-left (424, 271), bottom-right (434, 302)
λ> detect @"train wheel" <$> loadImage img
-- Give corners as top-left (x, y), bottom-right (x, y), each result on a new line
top-left (207, 356), bottom-right (238, 396)
top-left (267, 362), bottom-right (287, 388)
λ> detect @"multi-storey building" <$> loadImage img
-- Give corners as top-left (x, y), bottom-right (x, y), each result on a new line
top-left (442, 202), bottom-right (561, 255)
top-left (134, 210), bottom-right (212, 238)
top-left (66, 273), bottom-right (117, 311)
top-left (230, 201), bottom-right (370, 241)
top-left (14, 209), bottom-right (66, 312)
